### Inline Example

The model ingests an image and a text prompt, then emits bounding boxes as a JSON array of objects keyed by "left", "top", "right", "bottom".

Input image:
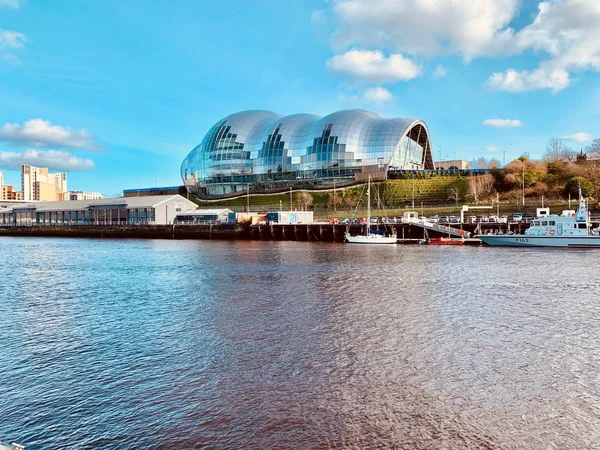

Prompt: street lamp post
[
  {"left": 522, "top": 164, "right": 525, "bottom": 207},
  {"left": 333, "top": 178, "right": 336, "bottom": 212},
  {"left": 289, "top": 186, "right": 293, "bottom": 211},
  {"left": 412, "top": 172, "right": 415, "bottom": 209},
  {"left": 247, "top": 183, "right": 250, "bottom": 213}
]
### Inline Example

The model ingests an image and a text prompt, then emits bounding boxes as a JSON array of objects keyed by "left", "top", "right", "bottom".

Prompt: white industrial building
[
  {"left": 0, "top": 195, "right": 198, "bottom": 226},
  {"left": 66, "top": 191, "right": 103, "bottom": 201},
  {"left": 174, "top": 208, "right": 234, "bottom": 223}
]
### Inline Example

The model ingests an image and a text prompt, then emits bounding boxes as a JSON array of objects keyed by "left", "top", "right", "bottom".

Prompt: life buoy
[{"left": 549, "top": 229, "right": 555, "bottom": 235}]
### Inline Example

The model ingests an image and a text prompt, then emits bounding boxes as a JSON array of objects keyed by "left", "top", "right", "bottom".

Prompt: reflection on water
[{"left": 1, "top": 237, "right": 599, "bottom": 449}]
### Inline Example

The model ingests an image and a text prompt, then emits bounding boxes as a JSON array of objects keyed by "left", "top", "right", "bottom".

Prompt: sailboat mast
[{"left": 367, "top": 176, "right": 371, "bottom": 235}]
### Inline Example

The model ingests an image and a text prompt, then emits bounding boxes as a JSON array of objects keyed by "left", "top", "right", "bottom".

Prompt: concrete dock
[{"left": 0, "top": 222, "right": 520, "bottom": 243}]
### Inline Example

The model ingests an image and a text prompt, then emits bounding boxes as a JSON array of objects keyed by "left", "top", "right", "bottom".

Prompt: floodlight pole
[
  {"left": 333, "top": 178, "right": 336, "bottom": 212},
  {"left": 522, "top": 164, "right": 525, "bottom": 207},
  {"left": 412, "top": 172, "right": 415, "bottom": 209}
]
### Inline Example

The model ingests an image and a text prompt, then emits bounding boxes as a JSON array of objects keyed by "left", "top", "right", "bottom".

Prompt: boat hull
[
  {"left": 478, "top": 235, "right": 600, "bottom": 248},
  {"left": 345, "top": 234, "right": 397, "bottom": 244},
  {"left": 428, "top": 237, "right": 464, "bottom": 245}
]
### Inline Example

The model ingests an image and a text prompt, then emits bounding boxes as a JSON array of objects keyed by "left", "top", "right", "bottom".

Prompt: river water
[{"left": 0, "top": 237, "right": 599, "bottom": 449}]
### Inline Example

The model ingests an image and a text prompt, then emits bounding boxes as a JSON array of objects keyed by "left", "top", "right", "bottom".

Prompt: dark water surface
[{"left": 1, "top": 237, "right": 599, "bottom": 449}]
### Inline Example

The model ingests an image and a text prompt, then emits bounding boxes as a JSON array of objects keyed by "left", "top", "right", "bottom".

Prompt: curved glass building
[{"left": 181, "top": 109, "right": 434, "bottom": 199}]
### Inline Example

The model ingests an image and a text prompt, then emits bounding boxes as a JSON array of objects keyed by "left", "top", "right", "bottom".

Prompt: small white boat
[
  {"left": 0, "top": 442, "right": 25, "bottom": 450},
  {"left": 478, "top": 190, "right": 600, "bottom": 248},
  {"left": 345, "top": 176, "right": 397, "bottom": 244}
]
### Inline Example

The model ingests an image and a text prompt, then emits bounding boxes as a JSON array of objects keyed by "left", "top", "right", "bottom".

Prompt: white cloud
[
  {"left": 331, "top": 0, "right": 519, "bottom": 60},
  {"left": 564, "top": 132, "right": 591, "bottom": 142},
  {"left": 483, "top": 118, "right": 523, "bottom": 128},
  {"left": 0, "top": 30, "right": 27, "bottom": 48},
  {"left": 327, "top": 49, "right": 420, "bottom": 83},
  {"left": 432, "top": 65, "right": 447, "bottom": 78},
  {"left": 338, "top": 86, "right": 395, "bottom": 104},
  {"left": 1, "top": 53, "right": 21, "bottom": 65},
  {"left": 486, "top": 67, "right": 570, "bottom": 93},
  {"left": 362, "top": 86, "right": 394, "bottom": 103},
  {"left": 311, "top": 9, "right": 326, "bottom": 25},
  {"left": 0, "top": 0, "right": 22, "bottom": 8},
  {"left": 329, "top": 0, "right": 600, "bottom": 93},
  {"left": 0, "top": 119, "right": 101, "bottom": 151},
  {"left": 0, "top": 149, "right": 95, "bottom": 171},
  {"left": 484, "top": 145, "right": 498, "bottom": 152}
]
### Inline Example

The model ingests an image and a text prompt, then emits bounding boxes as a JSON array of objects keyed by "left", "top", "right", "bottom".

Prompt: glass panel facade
[{"left": 181, "top": 109, "right": 434, "bottom": 199}]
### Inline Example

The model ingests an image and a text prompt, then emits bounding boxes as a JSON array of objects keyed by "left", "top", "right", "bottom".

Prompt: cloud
[
  {"left": 483, "top": 118, "right": 523, "bottom": 128},
  {"left": 484, "top": 145, "right": 498, "bottom": 152},
  {"left": 0, "top": 30, "right": 26, "bottom": 48},
  {"left": 338, "top": 86, "right": 395, "bottom": 104},
  {"left": 0, "top": 119, "right": 102, "bottom": 151},
  {"left": 331, "top": 0, "right": 519, "bottom": 60},
  {"left": 327, "top": 49, "right": 420, "bottom": 83},
  {"left": 564, "top": 132, "right": 591, "bottom": 142},
  {"left": 0, "top": 149, "right": 95, "bottom": 171},
  {"left": 362, "top": 86, "right": 394, "bottom": 103},
  {"left": 328, "top": 0, "right": 600, "bottom": 93},
  {"left": 432, "top": 65, "right": 447, "bottom": 78},
  {"left": 486, "top": 67, "right": 570, "bottom": 93},
  {"left": 0, "top": 0, "right": 22, "bottom": 8},
  {"left": 311, "top": 9, "right": 326, "bottom": 25},
  {"left": 1, "top": 53, "right": 21, "bottom": 65}
]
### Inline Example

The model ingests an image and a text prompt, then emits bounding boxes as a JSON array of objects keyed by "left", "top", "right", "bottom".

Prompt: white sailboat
[{"left": 345, "top": 176, "right": 397, "bottom": 244}]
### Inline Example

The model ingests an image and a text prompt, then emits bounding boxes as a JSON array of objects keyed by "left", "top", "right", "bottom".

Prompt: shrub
[{"left": 563, "top": 176, "right": 595, "bottom": 198}]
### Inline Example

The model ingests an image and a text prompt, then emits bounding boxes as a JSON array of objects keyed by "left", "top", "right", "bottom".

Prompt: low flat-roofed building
[
  {"left": 123, "top": 186, "right": 181, "bottom": 197},
  {"left": 0, "top": 194, "right": 198, "bottom": 226},
  {"left": 174, "top": 208, "right": 234, "bottom": 224},
  {"left": 267, "top": 211, "right": 314, "bottom": 224},
  {"left": 435, "top": 159, "right": 471, "bottom": 170},
  {"left": 66, "top": 191, "right": 103, "bottom": 201}
]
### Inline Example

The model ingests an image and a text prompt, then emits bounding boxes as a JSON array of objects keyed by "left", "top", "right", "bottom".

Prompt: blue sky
[{"left": 1, "top": 0, "right": 599, "bottom": 196}]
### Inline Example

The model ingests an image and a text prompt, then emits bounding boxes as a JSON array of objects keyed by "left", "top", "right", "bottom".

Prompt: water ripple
[{"left": 0, "top": 238, "right": 599, "bottom": 449}]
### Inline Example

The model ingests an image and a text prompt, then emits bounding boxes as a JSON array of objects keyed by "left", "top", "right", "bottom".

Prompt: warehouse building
[
  {"left": 173, "top": 208, "right": 235, "bottom": 224},
  {"left": 0, "top": 194, "right": 197, "bottom": 226}
]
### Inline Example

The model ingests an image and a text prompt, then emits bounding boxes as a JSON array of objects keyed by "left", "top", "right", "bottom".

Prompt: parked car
[
  {"left": 498, "top": 215, "right": 508, "bottom": 223},
  {"left": 512, "top": 212, "right": 523, "bottom": 222},
  {"left": 488, "top": 215, "right": 498, "bottom": 223},
  {"left": 428, "top": 215, "right": 439, "bottom": 223}
]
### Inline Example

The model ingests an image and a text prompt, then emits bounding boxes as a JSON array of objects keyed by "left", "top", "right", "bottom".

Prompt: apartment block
[
  {"left": 21, "top": 165, "right": 67, "bottom": 201},
  {"left": 1, "top": 185, "right": 23, "bottom": 200}
]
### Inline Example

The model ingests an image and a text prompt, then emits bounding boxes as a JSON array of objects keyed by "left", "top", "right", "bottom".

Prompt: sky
[{"left": 1, "top": 0, "right": 599, "bottom": 197}]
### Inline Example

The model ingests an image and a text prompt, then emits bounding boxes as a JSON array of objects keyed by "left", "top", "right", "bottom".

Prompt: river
[{"left": 0, "top": 237, "right": 599, "bottom": 449}]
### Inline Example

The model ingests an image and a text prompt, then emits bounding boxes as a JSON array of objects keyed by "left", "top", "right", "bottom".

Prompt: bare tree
[
  {"left": 343, "top": 197, "right": 357, "bottom": 210},
  {"left": 297, "top": 191, "right": 314, "bottom": 211},
  {"left": 480, "top": 172, "right": 495, "bottom": 194},
  {"left": 585, "top": 138, "right": 600, "bottom": 160},
  {"left": 447, "top": 187, "right": 461, "bottom": 206},
  {"left": 488, "top": 158, "right": 501, "bottom": 169},
  {"left": 544, "top": 137, "right": 572, "bottom": 162},
  {"left": 467, "top": 175, "right": 482, "bottom": 204},
  {"left": 476, "top": 157, "right": 488, "bottom": 169}
]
